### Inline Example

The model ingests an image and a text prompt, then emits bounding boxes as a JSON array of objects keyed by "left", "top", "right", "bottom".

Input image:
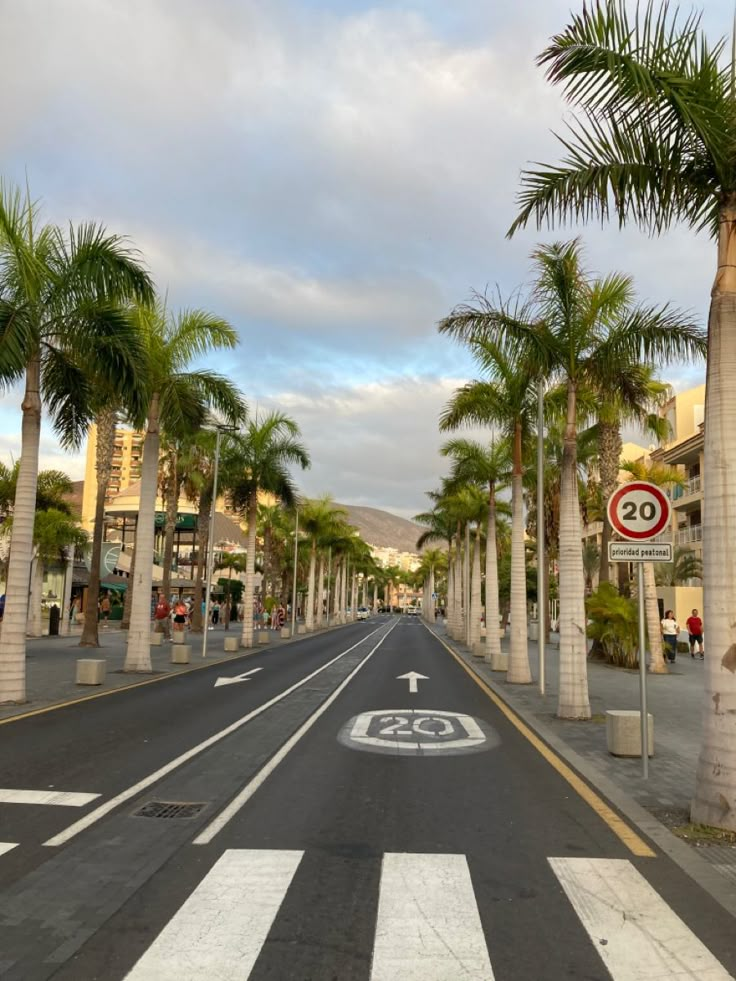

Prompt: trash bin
[
  {"left": 528, "top": 619, "right": 539, "bottom": 641},
  {"left": 49, "top": 604, "right": 61, "bottom": 636}
]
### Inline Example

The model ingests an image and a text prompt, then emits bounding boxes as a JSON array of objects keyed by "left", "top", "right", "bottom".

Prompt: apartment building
[{"left": 80, "top": 425, "right": 144, "bottom": 534}]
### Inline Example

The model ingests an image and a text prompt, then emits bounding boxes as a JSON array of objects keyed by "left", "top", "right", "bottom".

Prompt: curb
[{"left": 429, "top": 623, "right": 736, "bottom": 919}]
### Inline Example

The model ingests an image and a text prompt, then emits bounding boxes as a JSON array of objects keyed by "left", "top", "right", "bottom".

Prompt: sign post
[{"left": 607, "top": 482, "right": 672, "bottom": 779}]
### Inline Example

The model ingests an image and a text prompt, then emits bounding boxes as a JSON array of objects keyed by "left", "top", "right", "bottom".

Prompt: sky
[{"left": 0, "top": 0, "right": 727, "bottom": 518}]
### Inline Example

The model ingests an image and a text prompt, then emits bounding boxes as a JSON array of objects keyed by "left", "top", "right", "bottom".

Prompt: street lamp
[
  {"left": 537, "top": 379, "right": 546, "bottom": 695},
  {"left": 202, "top": 424, "right": 237, "bottom": 659}
]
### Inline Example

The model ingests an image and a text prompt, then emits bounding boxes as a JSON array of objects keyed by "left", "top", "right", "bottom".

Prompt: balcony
[
  {"left": 672, "top": 475, "right": 701, "bottom": 501},
  {"left": 677, "top": 524, "right": 703, "bottom": 545}
]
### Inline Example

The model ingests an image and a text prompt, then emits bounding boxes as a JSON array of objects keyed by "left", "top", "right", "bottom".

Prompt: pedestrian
[
  {"left": 271, "top": 605, "right": 279, "bottom": 630},
  {"left": 154, "top": 591, "right": 171, "bottom": 638},
  {"left": 0, "top": 593, "right": 5, "bottom": 621},
  {"left": 661, "top": 609, "right": 680, "bottom": 663},
  {"left": 99, "top": 593, "right": 111, "bottom": 627},
  {"left": 173, "top": 598, "right": 188, "bottom": 630},
  {"left": 277, "top": 603, "right": 286, "bottom": 629},
  {"left": 686, "top": 608, "right": 705, "bottom": 659},
  {"left": 211, "top": 600, "right": 220, "bottom": 626},
  {"left": 70, "top": 596, "right": 81, "bottom": 626}
]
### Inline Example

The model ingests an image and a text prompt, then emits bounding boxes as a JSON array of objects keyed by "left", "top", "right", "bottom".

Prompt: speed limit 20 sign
[{"left": 607, "top": 481, "right": 671, "bottom": 541}]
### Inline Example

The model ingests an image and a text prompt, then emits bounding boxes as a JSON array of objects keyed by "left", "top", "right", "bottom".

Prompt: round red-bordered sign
[{"left": 607, "top": 482, "right": 671, "bottom": 541}]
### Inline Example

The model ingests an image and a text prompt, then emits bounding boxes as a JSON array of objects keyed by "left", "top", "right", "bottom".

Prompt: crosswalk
[{"left": 123, "top": 849, "right": 734, "bottom": 980}]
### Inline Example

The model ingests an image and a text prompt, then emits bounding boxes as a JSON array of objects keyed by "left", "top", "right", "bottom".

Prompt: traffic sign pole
[
  {"left": 606, "top": 480, "right": 670, "bottom": 780},
  {"left": 637, "top": 562, "right": 649, "bottom": 779}
]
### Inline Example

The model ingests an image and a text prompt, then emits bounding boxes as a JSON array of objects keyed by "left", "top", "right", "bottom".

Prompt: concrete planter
[
  {"left": 471, "top": 641, "right": 486, "bottom": 658},
  {"left": 170, "top": 644, "right": 191, "bottom": 665},
  {"left": 280, "top": 627, "right": 291, "bottom": 639},
  {"left": 490, "top": 652, "right": 509, "bottom": 672},
  {"left": 223, "top": 636, "right": 239, "bottom": 652},
  {"left": 257, "top": 631, "right": 270, "bottom": 644},
  {"left": 172, "top": 629, "right": 187, "bottom": 646},
  {"left": 76, "top": 659, "right": 106, "bottom": 685},
  {"left": 606, "top": 710, "right": 654, "bottom": 757}
]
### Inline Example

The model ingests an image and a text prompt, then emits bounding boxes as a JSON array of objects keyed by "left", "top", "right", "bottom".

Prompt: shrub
[{"left": 586, "top": 582, "right": 639, "bottom": 668}]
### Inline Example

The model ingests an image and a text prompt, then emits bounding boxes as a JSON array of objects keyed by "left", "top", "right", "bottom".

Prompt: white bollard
[
  {"left": 170, "top": 644, "right": 191, "bottom": 665},
  {"left": 76, "top": 659, "right": 106, "bottom": 685}
]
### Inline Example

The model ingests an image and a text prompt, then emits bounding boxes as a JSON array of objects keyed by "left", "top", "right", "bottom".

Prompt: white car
[{"left": 357, "top": 607, "right": 369, "bottom": 620}]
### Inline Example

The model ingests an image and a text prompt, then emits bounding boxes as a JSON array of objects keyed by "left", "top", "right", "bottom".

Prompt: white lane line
[
  {"left": 0, "top": 789, "right": 100, "bottom": 807},
  {"left": 549, "top": 857, "right": 733, "bottom": 980},
  {"left": 0, "top": 842, "right": 19, "bottom": 857},
  {"left": 194, "top": 617, "right": 400, "bottom": 844},
  {"left": 370, "top": 852, "right": 494, "bottom": 980},
  {"left": 124, "top": 848, "right": 303, "bottom": 980},
  {"left": 44, "top": 622, "right": 391, "bottom": 847}
]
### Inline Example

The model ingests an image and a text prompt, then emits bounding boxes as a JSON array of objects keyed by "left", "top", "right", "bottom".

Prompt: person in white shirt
[{"left": 661, "top": 609, "right": 679, "bottom": 663}]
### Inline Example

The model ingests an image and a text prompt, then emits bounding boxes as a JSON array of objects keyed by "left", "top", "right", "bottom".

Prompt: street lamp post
[{"left": 537, "top": 379, "right": 546, "bottom": 696}]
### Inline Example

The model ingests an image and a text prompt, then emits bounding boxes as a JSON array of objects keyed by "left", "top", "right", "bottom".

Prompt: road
[{"left": 0, "top": 614, "right": 734, "bottom": 979}]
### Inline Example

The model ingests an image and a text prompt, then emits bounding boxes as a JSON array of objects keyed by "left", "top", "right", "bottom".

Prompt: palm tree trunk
[
  {"left": 446, "top": 558, "right": 454, "bottom": 634},
  {"left": 0, "top": 358, "right": 42, "bottom": 702},
  {"left": 692, "top": 203, "right": 736, "bottom": 829},
  {"left": 486, "top": 489, "right": 503, "bottom": 669},
  {"left": 598, "top": 420, "right": 622, "bottom": 585},
  {"left": 469, "top": 526, "right": 482, "bottom": 651},
  {"left": 27, "top": 553, "right": 43, "bottom": 637},
  {"left": 124, "top": 397, "right": 161, "bottom": 672},
  {"left": 333, "top": 560, "right": 341, "bottom": 622},
  {"left": 190, "top": 496, "right": 210, "bottom": 633},
  {"left": 240, "top": 490, "right": 258, "bottom": 648},
  {"left": 642, "top": 561, "right": 666, "bottom": 674},
  {"left": 161, "top": 452, "right": 179, "bottom": 603},
  {"left": 316, "top": 553, "right": 325, "bottom": 628},
  {"left": 351, "top": 572, "right": 358, "bottom": 619},
  {"left": 306, "top": 542, "right": 317, "bottom": 631},
  {"left": 508, "top": 423, "right": 532, "bottom": 683},
  {"left": 120, "top": 537, "right": 136, "bottom": 629},
  {"left": 557, "top": 382, "right": 591, "bottom": 719},
  {"left": 80, "top": 407, "right": 117, "bottom": 647}
]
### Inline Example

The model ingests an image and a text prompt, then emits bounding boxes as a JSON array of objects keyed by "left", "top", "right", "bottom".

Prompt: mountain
[{"left": 337, "top": 503, "right": 424, "bottom": 554}]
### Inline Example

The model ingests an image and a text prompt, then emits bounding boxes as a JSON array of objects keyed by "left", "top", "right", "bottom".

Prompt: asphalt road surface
[{"left": 1, "top": 614, "right": 734, "bottom": 980}]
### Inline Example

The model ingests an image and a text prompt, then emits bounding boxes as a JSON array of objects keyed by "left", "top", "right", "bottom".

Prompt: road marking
[
  {"left": 124, "top": 849, "right": 303, "bottom": 979},
  {"left": 213, "top": 666, "right": 263, "bottom": 687},
  {"left": 430, "top": 625, "right": 655, "bottom": 858},
  {"left": 342, "top": 709, "right": 494, "bottom": 756},
  {"left": 0, "top": 789, "right": 100, "bottom": 807},
  {"left": 370, "top": 852, "right": 494, "bottom": 980},
  {"left": 549, "top": 857, "right": 733, "bottom": 980},
  {"left": 396, "top": 670, "right": 428, "bottom": 693},
  {"left": 193, "top": 618, "right": 400, "bottom": 844},
  {"left": 0, "top": 842, "right": 18, "bottom": 857},
  {"left": 44, "top": 621, "right": 392, "bottom": 847}
]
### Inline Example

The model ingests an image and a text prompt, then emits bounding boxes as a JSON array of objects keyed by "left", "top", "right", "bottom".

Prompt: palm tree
[
  {"left": 440, "top": 437, "right": 511, "bottom": 668},
  {"left": 436, "top": 351, "right": 537, "bottom": 684},
  {"left": 0, "top": 183, "right": 153, "bottom": 701},
  {"left": 27, "top": 509, "right": 87, "bottom": 637},
  {"left": 442, "top": 242, "right": 701, "bottom": 716},
  {"left": 509, "top": 0, "right": 735, "bottom": 827},
  {"left": 300, "top": 497, "right": 345, "bottom": 631},
  {"left": 123, "top": 304, "right": 245, "bottom": 672},
  {"left": 415, "top": 501, "right": 455, "bottom": 622},
  {"left": 655, "top": 546, "right": 703, "bottom": 587},
  {"left": 229, "top": 412, "right": 310, "bottom": 648}
]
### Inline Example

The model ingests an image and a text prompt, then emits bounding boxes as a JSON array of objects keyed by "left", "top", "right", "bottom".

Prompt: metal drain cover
[{"left": 133, "top": 801, "right": 206, "bottom": 819}]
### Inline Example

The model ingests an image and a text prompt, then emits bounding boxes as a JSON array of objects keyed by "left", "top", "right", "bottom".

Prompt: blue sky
[{"left": 0, "top": 0, "right": 723, "bottom": 516}]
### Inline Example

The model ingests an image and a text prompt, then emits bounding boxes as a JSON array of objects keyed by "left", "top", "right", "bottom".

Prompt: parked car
[
  {"left": 405, "top": 606, "right": 420, "bottom": 616},
  {"left": 357, "top": 607, "right": 369, "bottom": 620}
]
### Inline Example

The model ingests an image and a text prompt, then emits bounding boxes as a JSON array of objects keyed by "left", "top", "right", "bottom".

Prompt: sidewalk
[
  {"left": 433, "top": 622, "right": 736, "bottom": 913},
  {"left": 0, "top": 621, "right": 336, "bottom": 723}
]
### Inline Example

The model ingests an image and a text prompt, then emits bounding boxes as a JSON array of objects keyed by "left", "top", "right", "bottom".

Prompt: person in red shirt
[
  {"left": 686, "top": 608, "right": 704, "bottom": 659},
  {"left": 154, "top": 591, "right": 171, "bottom": 640}
]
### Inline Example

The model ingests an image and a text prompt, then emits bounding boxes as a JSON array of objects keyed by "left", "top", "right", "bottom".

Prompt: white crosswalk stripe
[
  {"left": 0, "top": 788, "right": 100, "bottom": 806},
  {"left": 371, "top": 852, "right": 494, "bottom": 980},
  {"left": 124, "top": 849, "right": 303, "bottom": 980},
  {"left": 549, "top": 856, "right": 733, "bottom": 980},
  {"left": 0, "top": 842, "right": 18, "bottom": 858},
  {"left": 123, "top": 850, "right": 734, "bottom": 980}
]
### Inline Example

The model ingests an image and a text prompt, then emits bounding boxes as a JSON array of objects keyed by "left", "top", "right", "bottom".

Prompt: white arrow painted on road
[
  {"left": 214, "top": 667, "right": 263, "bottom": 688},
  {"left": 396, "top": 671, "right": 429, "bottom": 694}
]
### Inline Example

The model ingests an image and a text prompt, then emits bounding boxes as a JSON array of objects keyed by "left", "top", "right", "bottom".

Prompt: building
[{"left": 81, "top": 425, "right": 144, "bottom": 535}]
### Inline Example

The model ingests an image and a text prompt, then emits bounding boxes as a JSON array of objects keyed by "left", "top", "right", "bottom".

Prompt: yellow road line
[
  {"left": 434, "top": 632, "right": 655, "bottom": 859},
  {"left": 0, "top": 646, "right": 260, "bottom": 726}
]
